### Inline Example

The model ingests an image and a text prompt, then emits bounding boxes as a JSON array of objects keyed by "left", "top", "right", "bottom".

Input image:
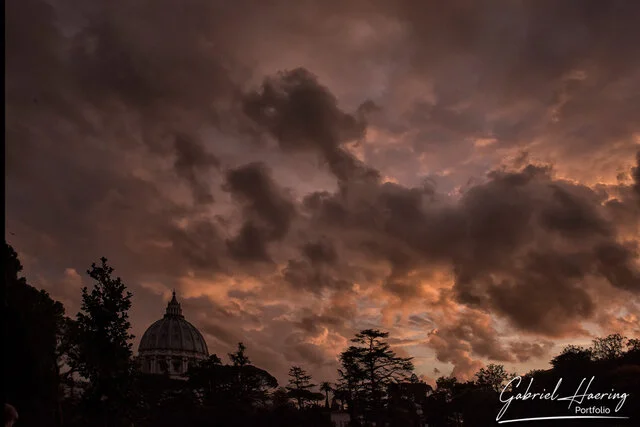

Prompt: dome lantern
[{"left": 165, "top": 290, "right": 184, "bottom": 318}]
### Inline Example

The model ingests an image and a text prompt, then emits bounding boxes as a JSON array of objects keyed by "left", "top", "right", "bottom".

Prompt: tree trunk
[{"left": 56, "top": 397, "right": 64, "bottom": 427}]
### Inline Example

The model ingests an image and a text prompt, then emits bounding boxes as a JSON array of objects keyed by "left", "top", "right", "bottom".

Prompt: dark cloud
[
  {"left": 173, "top": 134, "right": 220, "bottom": 203},
  {"left": 7, "top": 0, "right": 242, "bottom": 210},
  {"left": 294, "top": 299, "right": 358, "bottom": 340},
  {"left": 226, "top": 223, "right": 272, "bottom": 263},
  {"left": 509, "top": 341, "right": 555, "bottom": 363},
  {"left": 224, "top": 162, "right": 296, "bottom": 263},
  {"left": 393, "top": 0, "right": 640, "bottom": 92},
  {"left": 295, "top": 314, "right": 344, "bottom": 336},
  {"left": 632, "top": 151, "right": 640, "bottom": 199},
  {"left": 451, "top": 170, "right": 639, "bottom": 335},
  {"left": 300, "top": 162, "right": 640, "bottom": 337},
  {"left": 283, "top": 335, "right": 331, "bottom": 367},
  {"left": 201, "top": 321, "right": 238, "bottom": 347},
  {"left": 166, "top": 220, "right": 225, "bottom": 275},
  {"left": 302, "top": 240, "right": 338, "bottom": 266},
  {"left": 539, "top": 184, "right": 612, "bottom": 238},
  {"left": 357, "top": 0, "right": 640, "bottom": 191},
  {"left": 595, "top": 241, "right": 640, "bottom": 292},
  {"left": 6, "top": 0, "right": 640, "bottom": 385},
  {"left": 66, "top": 0, "right": 243, "bottom": 109},
  {"left": 5, "top": 135, "right": 224, "bottom": 282},
  {"left": 430, "top": 311, "right": 512, "bottom": 363},
  {"left": 428, "top": 313, "right": 555, "bottom": 374},
  {"left": 242, "top": 68, "right": 379, "bottom": 182},
  {"left": 282, "top": 259, "right": 353, "bottom": 294},
  {"left": 482, "top": 253, "right": 595, "bottom": 336},
  {"left": 427, "top": 327, "right": 484, "bottom": 381},
  {"left": 225, "top": 162, "right": 296, "bottom": 239}
]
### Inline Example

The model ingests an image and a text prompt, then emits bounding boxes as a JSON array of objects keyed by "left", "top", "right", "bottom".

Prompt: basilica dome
[{"left": 138, "top": 291, "right": 208, "bottom": 378}]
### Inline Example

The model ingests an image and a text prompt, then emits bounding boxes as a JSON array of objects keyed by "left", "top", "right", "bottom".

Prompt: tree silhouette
[
  {"left": 187, "top": 354, "right": 225, "bottom": 406},
  {"left": 592, "top": 333, "right": 627, "bottom": 360},
  {"left": 271, "top": 387, "right": 292, "bottom": 409},
  {"left": 550, "top": 344, "right": 593, "bottom": 371},
  {"left": 223, "top": 342, "right": 278, "bottom": 408},
  {"left": 6, "top": 243, "right": 639, "bottom": 427},
  {"left": 229, "top": 342, "right": 251, "bottom": 367},
  {"left": 4, "top": 242, "right": 66, "bottom": 427},
  {"left": 425, "top": 376, "right": 459, "bottom": 426},
  {"left": 228, "top": 342, "right": 251, "bottom": 404},
  {"left": 237, "top": 364, "right": 279, "bottom": 407},
  {"left": 339, "top": 329, "right": 414, "bottom": 425},
  {"left": 69, "top": 257, "right": 135, "bottom": 427},
  {"left": 474, "top": 364, "right": 514, "bottom": 393},
  {"left": 57, "top": 316, "right": 81, "bottom": 382},
  {"left": 332, "top": 386, "right": 349, "bottom": 411},
  {"left": 319, "top": 382, "right": 332, "bottom": 408},
  {"left": 286, "top": 366, "right": 315, "bottom": 409},
  {"left": 626, "top": 338, "right": 640, "bottom": 364},
  {"left": 337, "top": 345, "right": 365, "bottom": 420}
]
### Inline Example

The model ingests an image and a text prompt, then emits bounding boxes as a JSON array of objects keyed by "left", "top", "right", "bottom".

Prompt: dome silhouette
[{"left": 137, "top": 291, "right": 208, "bottom": 378}]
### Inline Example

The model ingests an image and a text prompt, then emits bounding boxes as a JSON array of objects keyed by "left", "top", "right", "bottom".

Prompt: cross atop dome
[{"left": 165, "top": 290, "right": 184, "bottom": 318}]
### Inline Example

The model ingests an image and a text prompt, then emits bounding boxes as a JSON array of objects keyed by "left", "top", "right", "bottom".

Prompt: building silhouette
[{"left": 137, "top": 291, "right": 208, "bottom": 378}]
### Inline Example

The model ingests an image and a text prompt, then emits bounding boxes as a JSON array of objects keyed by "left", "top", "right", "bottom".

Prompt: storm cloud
[{"left": 6, "top": 0, "right": 640, "bottom": 382}]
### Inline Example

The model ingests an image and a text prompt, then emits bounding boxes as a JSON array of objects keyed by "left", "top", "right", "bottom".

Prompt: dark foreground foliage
[{"left": 4, "top": 242, "right": 639, "bottom": 426}]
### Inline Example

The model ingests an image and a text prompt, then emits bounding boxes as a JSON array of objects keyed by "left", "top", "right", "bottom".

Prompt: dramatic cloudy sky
[{"left": 6, "top": 0, "right": 640, "bottom": 385}]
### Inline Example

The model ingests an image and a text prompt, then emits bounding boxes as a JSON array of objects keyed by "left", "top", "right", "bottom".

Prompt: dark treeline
[{"left": 3, "top": 242, "right": 639, "bottom": 427}]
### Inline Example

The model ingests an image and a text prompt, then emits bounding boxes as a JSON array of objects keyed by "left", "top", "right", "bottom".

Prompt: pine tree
[
  {"left": 70, "top": 257, "right": 134, "bottom": 426},
  {"left": 339, "top": 329, "right": 414, "bottom": 423},
  {"left": 286, "top": 366, "right": 315, "bottom": 409},
  {"left": 229, "top": 342, "right": 251, "bottom": 367},
  {"left": 226, "top": 342, "right": 278, "bottom": 407}
]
